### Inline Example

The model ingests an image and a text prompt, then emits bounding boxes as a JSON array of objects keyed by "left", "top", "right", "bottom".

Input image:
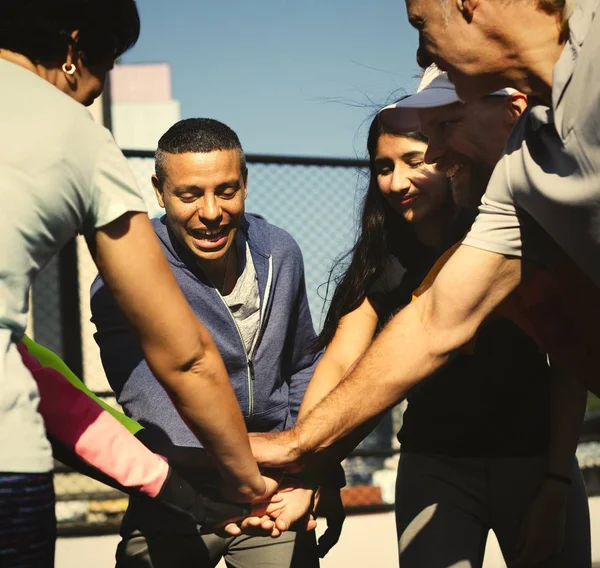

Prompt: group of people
[{"left": 1, "top": 0, "right": 600, "bottom": 566}]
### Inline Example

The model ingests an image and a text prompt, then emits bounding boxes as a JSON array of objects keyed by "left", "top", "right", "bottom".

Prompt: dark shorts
[{"left": 0, "top": 472, "right": 56, "bottom": 568}]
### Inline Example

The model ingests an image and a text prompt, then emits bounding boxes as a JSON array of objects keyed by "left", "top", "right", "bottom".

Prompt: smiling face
[
  {"left": 152, "top": 149, "right": 247, "bottom": 273},
  {"left": 374, "top": 133, "right": 450, "bottom": 224},
  {"left": 417, "top": 97, "right": 514, "bottom": 207},
  {"left": 406, "top": 0, "right": 512, "bottom": 101}
]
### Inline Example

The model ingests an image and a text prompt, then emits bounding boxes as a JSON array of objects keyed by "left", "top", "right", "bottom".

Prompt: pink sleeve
[{"left": 18, "top": 343, "right": 169, "bottom": 498}]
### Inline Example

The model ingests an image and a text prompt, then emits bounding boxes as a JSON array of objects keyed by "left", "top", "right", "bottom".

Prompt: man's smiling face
[
  {"left": 418, "top": 98, "right": 512, "bottom": 208},
  {"left": 152, "top": 149, "right": 247, "bottom": 271}
]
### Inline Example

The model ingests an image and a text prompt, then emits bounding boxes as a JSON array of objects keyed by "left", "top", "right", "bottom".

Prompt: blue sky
[{"left": 122, "top": 0, "right": 422, "bottom": 158}]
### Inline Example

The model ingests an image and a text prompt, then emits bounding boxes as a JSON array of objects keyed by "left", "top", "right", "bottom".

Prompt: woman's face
[{"left": 374, "top": 133, "right": 449, "bottom": 224}]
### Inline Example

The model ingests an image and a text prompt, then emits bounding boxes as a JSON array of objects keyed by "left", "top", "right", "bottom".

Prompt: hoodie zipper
[{"left": 216, "top": 255, "right": 273, "bottom": 418}]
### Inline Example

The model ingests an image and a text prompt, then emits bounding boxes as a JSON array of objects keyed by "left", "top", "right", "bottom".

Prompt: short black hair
[
  {"left": 0, "top": 0, "right": 140, "bottom": 66},
  {"left": 155, "top": 118, "right": 248, "bottom": 184}
]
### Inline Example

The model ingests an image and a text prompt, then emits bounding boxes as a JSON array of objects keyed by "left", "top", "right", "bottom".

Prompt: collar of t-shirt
[
  {"left": 552, "top": 0, "right": 599, "bottom": 123},
  {"left": 221, "top": 235, "right": 260, "bottom": 356}
]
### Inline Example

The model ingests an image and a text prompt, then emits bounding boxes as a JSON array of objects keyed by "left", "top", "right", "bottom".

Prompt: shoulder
[
  {"left": 44, "top": 99, "right": 123, "bottom": 189},
  {"left": 245, "top": 213, "right": 303, "bottom": 259},
  {"left": 2, "top": 61, "right": 113, "bottom": 174},
  {"left": 35, "top": 83, "right": 111, "bottom": 159}
]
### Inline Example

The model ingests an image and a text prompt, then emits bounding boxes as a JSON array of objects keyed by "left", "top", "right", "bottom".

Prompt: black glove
[{"left": 154, "top": 466, "right": 251, "bottom": 529}]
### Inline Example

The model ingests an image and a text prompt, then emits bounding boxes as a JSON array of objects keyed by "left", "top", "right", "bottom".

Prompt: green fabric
[{"left": 21, "top": 335, "right": 143, "bottom": 435}]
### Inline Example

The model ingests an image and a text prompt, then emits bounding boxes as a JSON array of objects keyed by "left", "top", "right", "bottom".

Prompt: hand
[
  {"left": 249, "top": 429, "right": 302, "bottom": 470},
  {"left": 314, "top": 486, "right": 346, "bottom": 558},
  {"left": 513, "top": 480, "right": 568, "bottom": 567},
  {"left": 220, "top": 469, "right": 282, "bottom": 504},
  {"left": 262, "top": 484, "right": 316, "bottom": 536},
  {"left": 214, "top": 494, "right": 283, "bottom": 537},
  {"left": 222, "top": 483, "right": 317, "bottom": 538}
]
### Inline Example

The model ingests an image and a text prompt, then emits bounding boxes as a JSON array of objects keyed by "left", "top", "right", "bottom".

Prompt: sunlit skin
[
  {"left": 375, "top": 133, "right": 450, "bottom": 225},
  {"left": 405, "top": 0, "right": 565, "bottom": 103},
  {"left": 417, "top": 96, "right": 525, "bottom": 208},
  {"left": 152, "top": 149, "right": 247, "bottom": 288}
]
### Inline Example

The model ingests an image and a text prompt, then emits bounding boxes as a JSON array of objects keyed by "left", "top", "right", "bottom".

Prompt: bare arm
[
  {"left": 253, "top": 246, "right": 522, "bottom": 468},
  {"left": 298, "top": 298, "right": 379, "bottom": 418},
  {"left": 92, "top": 212, "right": 267, "bottom": 501}
]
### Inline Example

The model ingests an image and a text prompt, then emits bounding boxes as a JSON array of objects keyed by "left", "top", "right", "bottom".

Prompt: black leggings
[{"left": 0, "top": 472, "right": 56, "bottom": 568}]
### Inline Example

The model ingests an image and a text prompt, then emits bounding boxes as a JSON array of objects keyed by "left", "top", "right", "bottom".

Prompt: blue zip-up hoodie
[{"left": 90, "top": 213, "right": 321, "bottom": 453}]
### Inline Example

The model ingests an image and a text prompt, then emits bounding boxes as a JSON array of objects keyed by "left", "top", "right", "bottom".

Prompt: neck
[
  {"left": 493, "top": 8, "right": 566, "bottom": 104},
  {"left": 413, "top": 208, "right": 453, "bottom": 249},
  {"left": 199, "top": 245, "right": 240, "bottom": 295},
  {"left": 0, "top": 49, "right": 57, "bottom": 84}
]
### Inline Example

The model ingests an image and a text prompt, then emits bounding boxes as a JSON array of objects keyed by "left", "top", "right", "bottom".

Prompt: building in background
[
  {"left": 75, "top": 62, "right": 181, "bottom": 394},
  {"left": 110, "top": 62, "right": 181, "bottom": 151}
]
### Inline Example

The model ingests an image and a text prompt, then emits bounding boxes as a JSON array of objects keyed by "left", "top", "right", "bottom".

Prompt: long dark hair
[{"left": 313, "top": 116, "right": 432, "bottom": 351}]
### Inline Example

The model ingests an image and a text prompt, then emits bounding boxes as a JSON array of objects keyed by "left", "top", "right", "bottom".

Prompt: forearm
[
  {"left": 314, "top": 417, "right": 382, "bottom": 476},
  {"left": 298, "top": 356, "right": 347, "bottom": 420},
  {"left": 546, "top": 362, "right": 588, "bottom": 478},
  {"left": 299, "top": 299, "right": 378, "bottom": 420},
  {"left": 294, "top": 256, "right": 514, "bottom": 459},
  {"left": 148, "top": 331, "right": 266, "bottom": 500},
  {"left": 18, "top": 342, "right": 169, "bottom": 497},
  {"left": 294, "top": 297, "right": 454, "bottom": 457},
  {"left": 302, "top": 358, "right": 378, "bottom": 466}
]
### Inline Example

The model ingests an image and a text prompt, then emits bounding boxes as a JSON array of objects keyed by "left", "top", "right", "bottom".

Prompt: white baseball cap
[{"left": 378, "top": 64, "right": 516, "bottom": 132}]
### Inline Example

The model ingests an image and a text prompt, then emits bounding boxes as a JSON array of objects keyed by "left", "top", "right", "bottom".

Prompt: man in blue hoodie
[{"left": 90, "top": 118, "right": 323, "bottom": 567}]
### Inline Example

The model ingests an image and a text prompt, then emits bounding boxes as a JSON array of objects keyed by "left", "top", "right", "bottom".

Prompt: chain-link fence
[
  {"left": 31, "top": 151, "right": 600, "bottom": 535},
  {"left": 32, "top": 151, "right": 406, "bottom": 534}
]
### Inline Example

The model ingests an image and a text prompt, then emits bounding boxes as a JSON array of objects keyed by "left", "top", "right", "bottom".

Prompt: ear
[
  {"left": 507, "top": 92, "right": 528, "bottom": 122},
  {"left": 456, "top": 0, "right": 478, "bottom": 22},
  {"left": 60, "top": 30, "right": 81, "bottom": 85},
  {"left": 242, "top": 170, "right": 248, "bottom": 200},
  {"left": 65, "top": 30, "right": 80, "bottom": 68},
  {"left": 151, "top": 174, "right": 166, "bottom": 208}
]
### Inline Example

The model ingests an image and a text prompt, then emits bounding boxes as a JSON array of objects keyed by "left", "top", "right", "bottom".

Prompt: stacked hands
[
  {"left": 207, "top": 429, "right": 345, "bottom": 558},
  {"left": 211, "top": 430, "right": 569, "bottom": 566}
]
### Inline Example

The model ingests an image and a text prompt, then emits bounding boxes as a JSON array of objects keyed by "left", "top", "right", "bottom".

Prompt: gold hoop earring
[{"left": 62, "top": 63, "right": 76, "bottom": 76}]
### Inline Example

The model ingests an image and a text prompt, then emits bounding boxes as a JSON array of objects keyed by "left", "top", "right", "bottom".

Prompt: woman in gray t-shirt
[{"left": 0, "top": 2, "right": 269, "bottom": 564}]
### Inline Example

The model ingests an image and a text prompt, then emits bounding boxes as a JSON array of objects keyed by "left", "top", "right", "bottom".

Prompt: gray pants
[
  {"left": 395, "top": 454, "right": 591, "bottom": 568},
  {"left": 115, "top": 528, "right": 319, "bottom": 568}
]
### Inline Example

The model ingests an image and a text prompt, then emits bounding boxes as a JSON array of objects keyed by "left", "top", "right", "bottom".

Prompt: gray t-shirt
[
  {"left": 222, "top": 240, "right": 260, "bottom": 355},
  {"left": 0, "top": 59, "right": 147, "bottom": 472},
  {"left": 463, "top": 0, "right": 600, "bottom": 286}
]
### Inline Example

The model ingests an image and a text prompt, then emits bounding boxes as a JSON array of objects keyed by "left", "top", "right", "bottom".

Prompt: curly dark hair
[{"left": 0, "top": 0, "right": 140, "bottom": 66}]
